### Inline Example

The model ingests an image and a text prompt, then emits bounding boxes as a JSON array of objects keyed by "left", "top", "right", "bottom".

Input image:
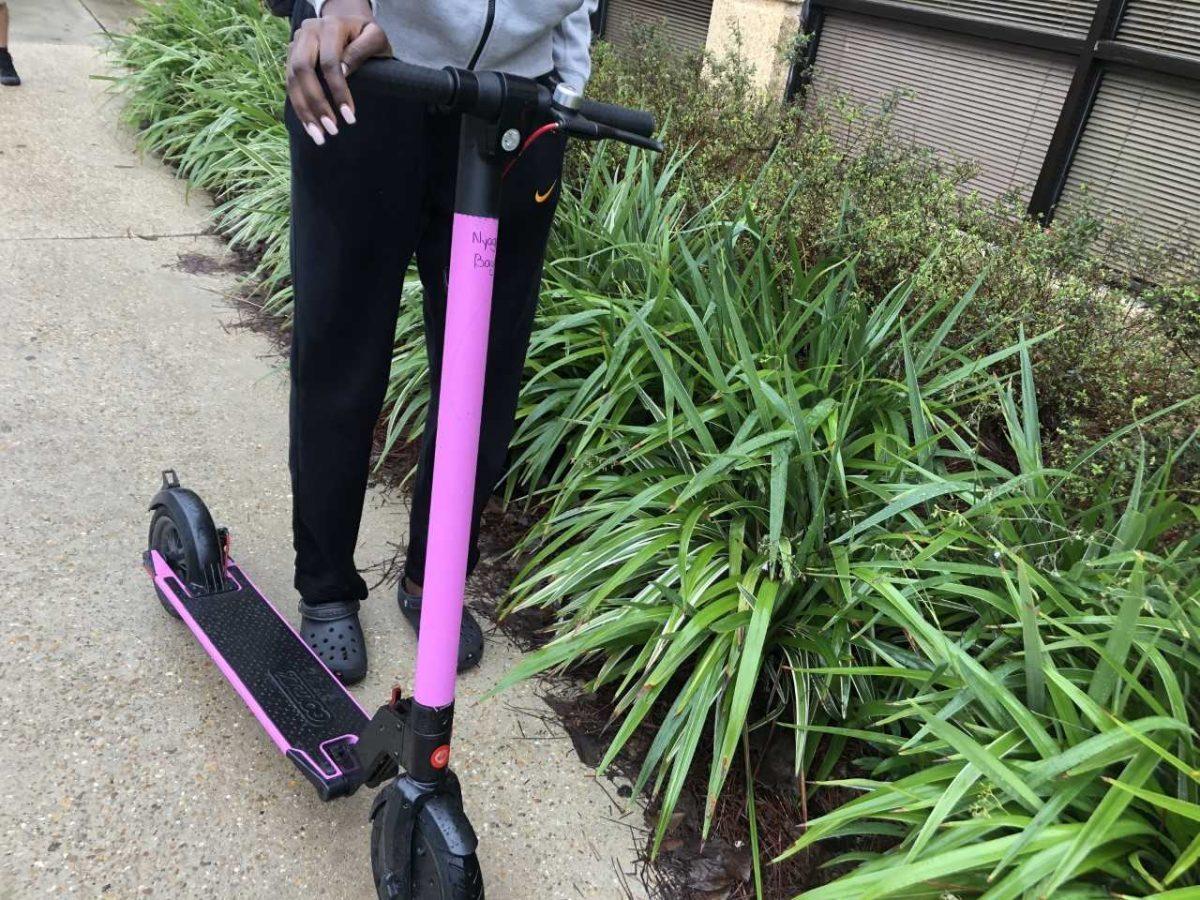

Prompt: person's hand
[{"left": 287, "top": 0, "right": 391, "bottom": 146}]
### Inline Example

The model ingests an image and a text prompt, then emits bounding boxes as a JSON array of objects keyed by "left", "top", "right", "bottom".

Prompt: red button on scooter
[{"left": 430, "top": 744, "right": 451, "bottom": 769}]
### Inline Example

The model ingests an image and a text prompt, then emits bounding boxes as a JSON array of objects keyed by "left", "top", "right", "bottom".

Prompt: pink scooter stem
[{"left": 411, "top": 211, "right": 499, "bottom": 709}]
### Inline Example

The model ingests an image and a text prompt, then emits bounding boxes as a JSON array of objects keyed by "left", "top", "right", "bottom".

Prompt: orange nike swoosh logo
[{"left": 534, "top": 180, "right": 557, "bottom": 204}]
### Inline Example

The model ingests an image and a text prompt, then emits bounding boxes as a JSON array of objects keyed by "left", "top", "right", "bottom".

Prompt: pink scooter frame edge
[{"left": 147, "top": 549, "right": 367, "bottom": 783}]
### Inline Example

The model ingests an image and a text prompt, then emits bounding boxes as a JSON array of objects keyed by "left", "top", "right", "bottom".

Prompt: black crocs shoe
[
  {"left": 299, "top": 599, "right": 368, "bottom": 685},
  {"left": 0, "top": 49, "right": 20, "bottom": 87},
  {"left": 398, "top": 581, "right": 484, "bottom": 672}
]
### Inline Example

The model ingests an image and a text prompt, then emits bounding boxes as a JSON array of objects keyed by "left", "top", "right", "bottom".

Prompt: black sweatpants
[{"left": 285, "top": 73, "right": 564, "bottom": 606}]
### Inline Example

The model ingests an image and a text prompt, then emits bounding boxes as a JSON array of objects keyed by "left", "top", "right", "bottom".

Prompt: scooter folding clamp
[{"left": 353, "top": 691, "right": 455, "bottom": 789}]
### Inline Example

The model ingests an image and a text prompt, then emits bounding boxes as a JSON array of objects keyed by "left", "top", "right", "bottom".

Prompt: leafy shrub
[
  {"left": 1142, "top": 282, "right": 1200, "bottom": 367},
  {"left": 111, "top": 7, "right": 1199, "bottom": 495},
  {"left": 587, "top": 31, "right": 1200, "bottom": 496}
]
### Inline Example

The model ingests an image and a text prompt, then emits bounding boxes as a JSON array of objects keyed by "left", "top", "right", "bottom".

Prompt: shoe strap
[{"left": 298, "top": 598, "right": 361, "bottom": 621}]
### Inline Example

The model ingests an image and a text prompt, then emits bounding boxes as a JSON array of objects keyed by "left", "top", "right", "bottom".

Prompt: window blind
[{"left": 811, "top": 12, "right": 1075, "bottom": 203}]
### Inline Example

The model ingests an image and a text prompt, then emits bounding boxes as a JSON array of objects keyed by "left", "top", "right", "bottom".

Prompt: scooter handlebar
[
  {"left": 353, "top": 58, "right": 457, "bottom": 107},
  {"left": 353, "top": 58, "right": 658, "bottom": 146},
  {"left": 576, "top": 98, "right": 656, "bottom": 139}
]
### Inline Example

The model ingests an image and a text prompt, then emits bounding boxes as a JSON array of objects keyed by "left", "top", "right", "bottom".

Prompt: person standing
[{"left": 283, "top": 0, "right": 596, "bottom": 683}]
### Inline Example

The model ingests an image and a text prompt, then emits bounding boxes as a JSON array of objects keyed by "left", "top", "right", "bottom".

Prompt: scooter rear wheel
[
  {"left": 371, "top": 793, "right": 484, "bottom": 900},
  {"left": 148, "top": 489, "right": 225, "bottom": 615}
]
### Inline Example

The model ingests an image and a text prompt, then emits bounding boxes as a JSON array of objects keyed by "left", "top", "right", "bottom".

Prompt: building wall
[{"left": 705, "top": 0, "right": 804, "bottom": 94}]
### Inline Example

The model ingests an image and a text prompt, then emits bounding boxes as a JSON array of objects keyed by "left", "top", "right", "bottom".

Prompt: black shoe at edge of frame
[{"left": 0, "top": 49, "right": 20, "bottom": 87}]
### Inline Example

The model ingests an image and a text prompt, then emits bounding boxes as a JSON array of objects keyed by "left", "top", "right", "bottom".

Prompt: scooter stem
[{"left": 412, "top": 117, "right": 503, "bottom": 710}]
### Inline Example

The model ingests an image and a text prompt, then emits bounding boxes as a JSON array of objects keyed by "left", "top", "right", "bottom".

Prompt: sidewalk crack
[
  {"left": 0, "top": 230, "right": 211, "bottom": 243},
  {"left": 76, "top": 0, "right": 109, "bottom": 34}
]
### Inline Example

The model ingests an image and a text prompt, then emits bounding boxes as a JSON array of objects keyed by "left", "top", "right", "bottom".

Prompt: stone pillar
[{"left": 705, "top": 0, "right": 805, "bottom": 95}]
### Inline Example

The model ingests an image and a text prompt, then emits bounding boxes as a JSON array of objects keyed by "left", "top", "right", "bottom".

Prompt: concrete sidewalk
[{"left": 0, "top": 3, "right": 642, "bottom": 897}]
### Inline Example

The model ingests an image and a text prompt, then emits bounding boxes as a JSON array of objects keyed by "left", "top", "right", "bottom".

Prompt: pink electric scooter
[{"left": 143, "top": 58, "right": 659, "bottom": 899}]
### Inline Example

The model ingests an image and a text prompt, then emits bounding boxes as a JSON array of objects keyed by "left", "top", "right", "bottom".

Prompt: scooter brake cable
[{"left": 502, "top": 122, "right": 562, "bottom": 179}]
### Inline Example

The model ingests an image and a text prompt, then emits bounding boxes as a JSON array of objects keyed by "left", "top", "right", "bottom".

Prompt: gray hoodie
[{"left": 313, "top": 0, "right": 597, "bottom": 90}]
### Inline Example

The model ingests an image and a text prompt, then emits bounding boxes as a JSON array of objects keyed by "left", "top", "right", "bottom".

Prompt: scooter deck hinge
[{"left": 353, "top": 692, "right": 454, "bottom": 789}]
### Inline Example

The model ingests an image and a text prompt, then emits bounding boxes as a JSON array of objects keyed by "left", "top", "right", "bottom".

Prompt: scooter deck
[{"left": 147, "top": 551, "right": 370, "bottom": 800}]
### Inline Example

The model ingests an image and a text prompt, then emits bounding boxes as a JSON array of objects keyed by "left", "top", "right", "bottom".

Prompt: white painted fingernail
[
  {"left": 340, "top": 104, "right": 356, "bottom": 125},
  {"left": 305, "top": 122, "right": 326, "bottom": 146},
  {"left": 321, "top": 115, "right": 339, "bottom": 136},
  {"left": 341, "top": 62, "right": 349, "bottom": 77}
]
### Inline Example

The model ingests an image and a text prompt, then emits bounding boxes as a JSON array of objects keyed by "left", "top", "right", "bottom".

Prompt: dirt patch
[
  {"left": 534, "top": 679, "right": 870, "bottom": 899},
  {"left": 170, "top": 249, "right": 255, "bottom": 277}
]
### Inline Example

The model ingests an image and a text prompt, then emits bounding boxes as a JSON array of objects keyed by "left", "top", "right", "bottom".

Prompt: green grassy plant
[
  {"left": 487, "top": 152, "right": 1200, "bottom": 894},
  {"left": 107, "top": 0, "right": 294, "bottom": 312}
]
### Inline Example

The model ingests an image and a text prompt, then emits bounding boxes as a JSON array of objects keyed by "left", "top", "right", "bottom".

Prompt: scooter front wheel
[{"left": 371, "top": 780, "right": 483, "bottom": 900}]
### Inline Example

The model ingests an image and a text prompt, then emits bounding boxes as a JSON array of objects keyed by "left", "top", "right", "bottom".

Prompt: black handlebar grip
[
  {"left": 577, "top": 98, "right": 656, "bottom": 138},
  {"left": 353, "top": 58, "right": 457, "bottom": 106}
]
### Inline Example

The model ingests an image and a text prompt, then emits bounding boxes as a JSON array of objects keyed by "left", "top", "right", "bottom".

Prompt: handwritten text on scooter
[{"left": 472, "top": 230, "right": 496, "bottom": 276}]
